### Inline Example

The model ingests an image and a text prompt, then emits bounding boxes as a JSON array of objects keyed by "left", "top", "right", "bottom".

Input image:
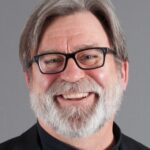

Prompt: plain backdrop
[{"left": 0, "top": 0, "right": 150, "bottom": 147}]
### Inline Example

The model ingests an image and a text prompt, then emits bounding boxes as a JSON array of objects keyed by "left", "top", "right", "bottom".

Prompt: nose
[{"left": 60, "top": 58, "right": 85, "bottom": 82}]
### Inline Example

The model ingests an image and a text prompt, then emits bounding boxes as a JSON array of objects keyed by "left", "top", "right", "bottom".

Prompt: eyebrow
[
  {"left": 74, "top": 43, "right": 100, "bottom": 50},
  {"left": 38, "top": 49, "right": 59, "bottom": 55}
]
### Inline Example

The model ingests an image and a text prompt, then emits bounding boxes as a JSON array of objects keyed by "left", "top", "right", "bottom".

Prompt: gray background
[{"left": 0, "top": 0, "right": 150, "bottom": 147}]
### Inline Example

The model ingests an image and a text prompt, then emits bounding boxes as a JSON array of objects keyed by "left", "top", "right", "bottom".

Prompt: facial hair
[{"left": 30, "top": 76, "right": 124, "bottom": 138}]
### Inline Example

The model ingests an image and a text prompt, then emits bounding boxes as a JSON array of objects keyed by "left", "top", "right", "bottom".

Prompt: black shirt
[
  {"left": 0, "top": 123, "right": 149, "bottom": 150},
  {"left": 37, "top": 122, "right": 148, "bottom": 150}
]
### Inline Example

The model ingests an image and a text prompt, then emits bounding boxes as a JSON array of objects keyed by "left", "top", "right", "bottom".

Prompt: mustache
[{"left": 46, "top": 77, "right": 103, "bottom": 97}]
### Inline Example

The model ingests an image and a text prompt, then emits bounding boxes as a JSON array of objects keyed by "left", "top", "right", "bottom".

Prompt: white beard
[{"left": 30, "top": 76, "right": 124, "bottom": 138}]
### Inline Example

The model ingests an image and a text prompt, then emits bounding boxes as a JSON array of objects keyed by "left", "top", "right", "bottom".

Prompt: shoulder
[
  {"left": 120, "top": 134, "right": 150, "bottom": 150},
  {"left": 0, "top": 124, "right": 41, "bottom": 150}
]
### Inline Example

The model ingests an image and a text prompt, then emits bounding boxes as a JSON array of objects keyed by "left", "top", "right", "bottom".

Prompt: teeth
[{"left": 62, "top": 93, "right": 89, "bottom": 99}]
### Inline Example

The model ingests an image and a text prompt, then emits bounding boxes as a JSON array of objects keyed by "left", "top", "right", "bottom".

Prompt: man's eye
[
  {"left": 77, "top": 53, "right": 101, "bottom": 66},
  {"left": 44, "top": 58, "right": 63, "bottom": 64},
  {"left": 80, "top": 55, "right": 98, "bottom": 61}
]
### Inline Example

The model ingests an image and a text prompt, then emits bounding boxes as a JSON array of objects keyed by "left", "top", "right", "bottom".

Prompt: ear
[
  {"left": 120, "top": 61, "right": 129, "bottom": 90},
  {"left": 24, "top": 71, "right": 31, "bottom": 89}
]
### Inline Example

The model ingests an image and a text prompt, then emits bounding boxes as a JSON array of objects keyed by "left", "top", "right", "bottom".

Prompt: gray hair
[{"left": 19, "top": 0, "right": 128, "bottom": 71}]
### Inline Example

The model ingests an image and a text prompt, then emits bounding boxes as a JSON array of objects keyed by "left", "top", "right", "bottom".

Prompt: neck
[{"left": 38, "top": 118, "right": 115, "bottom": 150}]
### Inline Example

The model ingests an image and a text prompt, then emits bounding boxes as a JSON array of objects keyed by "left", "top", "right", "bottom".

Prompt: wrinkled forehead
[{"left": 38, "top": 11, "right": 110, "bottom": 53}]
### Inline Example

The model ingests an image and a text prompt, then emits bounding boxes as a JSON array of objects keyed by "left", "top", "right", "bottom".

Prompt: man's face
[{"left": 27, "top": 11, "right": 128, "bottom": 137}]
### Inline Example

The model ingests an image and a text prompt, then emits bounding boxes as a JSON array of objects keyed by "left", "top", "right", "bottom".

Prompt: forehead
[{"left": 39, "top": 11, "right": 110, "bottom": 52}]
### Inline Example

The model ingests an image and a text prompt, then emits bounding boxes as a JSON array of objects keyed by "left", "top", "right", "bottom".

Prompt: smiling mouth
[
  {"left": 54, "top": 92, "right": 99, "bottom": 104},
  {"left": 61, "top": 92, "right": 90, "bottom": 101}
]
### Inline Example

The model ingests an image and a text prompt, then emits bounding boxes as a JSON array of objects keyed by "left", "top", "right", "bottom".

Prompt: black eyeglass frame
[{"left": 27, "top": 47, "right": 117, "bottom": 74}]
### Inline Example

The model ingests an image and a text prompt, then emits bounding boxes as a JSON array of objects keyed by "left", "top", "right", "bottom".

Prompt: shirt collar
[
  {"left": 112, "top": 122, "right": 122, "bottom": 150},
  {"left": 37, "top": 122, "right": 122, "bottom": 150}
]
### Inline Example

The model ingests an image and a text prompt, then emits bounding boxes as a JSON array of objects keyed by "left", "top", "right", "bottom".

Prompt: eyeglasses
[{"left": 27, "top": 47, "right": 116, "bottom": 74}]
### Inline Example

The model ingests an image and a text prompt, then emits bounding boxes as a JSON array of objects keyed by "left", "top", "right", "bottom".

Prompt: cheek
[
  {"left": 87, "top": 69, "right": 109, "bottom": 88},
  {"left": 39, "top": 75, "right": 59, "bottom": 93},
  {"left": 31, "top": 69, "right": 58, "bottom": 93},
  {"left": 86, "top": 64, "right": 118, "bottom": 89}
]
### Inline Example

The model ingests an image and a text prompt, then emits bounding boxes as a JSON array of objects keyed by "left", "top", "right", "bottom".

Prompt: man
[{"left": 0, "top": 0, "right": 149, "bottom": 149}]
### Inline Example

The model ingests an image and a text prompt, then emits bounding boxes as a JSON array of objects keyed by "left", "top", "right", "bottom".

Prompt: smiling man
[{"left": 0, "top": 0, "right": 149, "bottom": 150}]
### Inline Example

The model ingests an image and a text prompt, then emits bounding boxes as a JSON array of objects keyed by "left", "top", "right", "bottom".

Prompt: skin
[{"left": 25, "top": 11, "right": 129, "bottom": 150}]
